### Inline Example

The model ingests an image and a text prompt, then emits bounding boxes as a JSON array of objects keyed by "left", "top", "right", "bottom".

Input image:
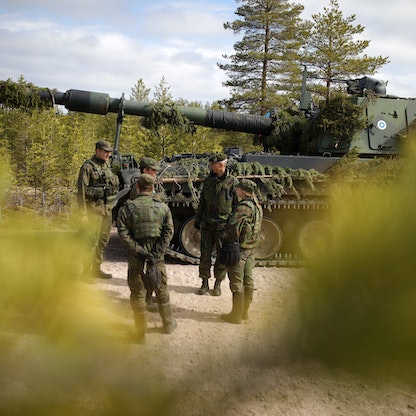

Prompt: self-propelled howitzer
[
  {"left": 3, "top": 85, "right": 333, "bottom": 266},
  {"left": 14, "top": 77, "right": 412, "bottom": 266}
]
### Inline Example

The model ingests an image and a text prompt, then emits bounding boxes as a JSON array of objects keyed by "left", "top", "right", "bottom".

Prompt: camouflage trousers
[
  {"left": 199, "top": 227, "right": 227, "bottom": 281},
  {"left": 227, "top": 248, "right": 256, "bottom": 293},
  {"left": 127, "top": 252, "right": 170, "bottom": 314},
  {"left": 86, "top": 211, "right": 113, "bottom": 270}
]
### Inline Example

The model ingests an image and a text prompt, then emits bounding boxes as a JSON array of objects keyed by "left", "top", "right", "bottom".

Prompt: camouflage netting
[{"left": 158, "top": 157, "right": 326, "bottom": 207}]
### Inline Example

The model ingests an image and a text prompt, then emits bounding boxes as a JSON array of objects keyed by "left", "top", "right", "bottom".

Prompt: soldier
[
  {"left": 129, "top": 156, "right": 163, "bottom": 200},
  {"left": 117, "top": 173, "right": 176, "bottom": 343},
  {"left": 77, "top": 140, "right": 120, "bottom": 279},
  {"left": 194, "top": 152, "right": 238, "bottom": 296},
  {"left": 220, "top": 179, "right": 263, "bottom": 324},
  {"left": 130, "top": 156, "right": 164, "bottom": 312}
]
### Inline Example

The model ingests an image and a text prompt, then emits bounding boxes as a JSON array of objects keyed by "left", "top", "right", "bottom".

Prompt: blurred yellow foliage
[{"left": 290, "top": 140, "right": 416, "bottom": 368}]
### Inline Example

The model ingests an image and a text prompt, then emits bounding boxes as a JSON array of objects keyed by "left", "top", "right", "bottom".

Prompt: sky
[{"left": 1, "top": 0, "right": 416, "bottom": 104}]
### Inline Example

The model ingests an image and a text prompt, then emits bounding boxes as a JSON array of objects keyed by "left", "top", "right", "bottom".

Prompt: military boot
[
  {"left": 197, "top": 278, "right": 209, "bottom": 295},
  {"left": 211, "top": 279, "right": 222, "bottom": 296},
  {"left": 242, "top": 287, "right": 254, "bottom": 320},
  {"left": 92, "top": 265, "right": 112, "bottom": 279},
  {"left": 132, "top": 310, "right": 147, "bottom": 344},
  {"left": 158, "top": 302, "right": 177, "bottom": 334},
  {"left": 145, "top": 290, "right": 158, "bottom": 312},
  {"left": 221, "top": 292, "right": 244, "bottom": 324}
]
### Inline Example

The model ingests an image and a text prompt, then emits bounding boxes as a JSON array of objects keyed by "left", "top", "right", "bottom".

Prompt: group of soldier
[{"left": 78, "top": 140, "right": 263, "bottom": 344}]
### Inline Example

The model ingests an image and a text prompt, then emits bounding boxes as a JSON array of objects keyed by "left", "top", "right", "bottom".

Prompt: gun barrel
[{"left": 39, "top": 88, "right": 273, "bottom": 135}]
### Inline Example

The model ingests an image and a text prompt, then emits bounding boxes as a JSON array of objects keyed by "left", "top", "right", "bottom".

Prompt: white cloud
[{"left": 1, "top": 0, "right": 416, "bottom": 103}]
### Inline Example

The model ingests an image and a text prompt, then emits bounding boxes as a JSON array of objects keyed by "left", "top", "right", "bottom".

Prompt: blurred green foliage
[
  {"left": 0, "top": 216, "right": 173, "bottom": 415},
  {"left": 288, "top": 141, "right": 416, "bottom": 369}
]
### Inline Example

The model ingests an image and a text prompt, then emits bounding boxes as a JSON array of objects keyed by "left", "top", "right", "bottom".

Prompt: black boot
[
  {"left": 131, "top": 310, "right": 147, "bottom": 344},
  {"left": 242, "top": 287, "right": 254, "bottom": 320},
  {"left": 212, "top": 279, "right": 222, "bottom": 296},
  {"left": 93, "top": 266, "right": 112, "bottom": 279},
  {"left": 146, "top": 290, "right": 158, "bottom": 312},
  {"left": 221, "top": 292, "right": 244, "bottom": 324},
  {"left": 197, "top": 278, "right": 209, "bottom": 295},
  {"left": 158, "top": 302, "right": 177, "bottom": 334}
]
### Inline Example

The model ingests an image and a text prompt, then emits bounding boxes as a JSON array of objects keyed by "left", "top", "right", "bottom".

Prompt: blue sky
[{"left": 1, "top": 0, "right": 416, "bottom": 103}]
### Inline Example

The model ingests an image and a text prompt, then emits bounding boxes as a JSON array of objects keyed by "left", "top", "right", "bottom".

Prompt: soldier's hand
[{"left": 136, "top": 247, "right": 152, "bottom": 260}]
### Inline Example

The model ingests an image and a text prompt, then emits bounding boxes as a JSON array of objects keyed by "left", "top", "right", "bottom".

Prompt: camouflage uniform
[
  {"left": 221, "top": 179, "right": 263, "bottom": 324},
  {"left": 194, "top": 156, "right": 238, "bottom": 294},
  {"left": 129, "top": 157, "right": 166, "bottom": 201},
  {"left": 77, "top": 143, "right": 119, "bottom": 277},
  {"left": 117, "top": 174, "right": 175, "bottom": 342},
  {"left": 129, "top": 156, "right": 166, "bottom": 311}
]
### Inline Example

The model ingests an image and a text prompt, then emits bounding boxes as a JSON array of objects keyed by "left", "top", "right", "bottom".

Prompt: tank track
[
  {"left": 166, "top": 198, "right": 328, "bottom": 268},
  {"left": 166, "top": 247, "right": 304, "bottom": 267}
]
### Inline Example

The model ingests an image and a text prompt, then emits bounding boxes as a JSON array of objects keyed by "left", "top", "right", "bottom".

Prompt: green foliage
[
  {"left": 304, "top": 93, "right": 367, "bottom": 150},
  {"left": 142, "top": 102, "right": 196, "bottom": 135},
  {"left": 129, "top": 78, "right": 150, "bottom": 101},
  {"left": 302, "top": 0, "right": 389, "bottom": 98},
  {"left": 255, "top": 108, "right": 308, "bottom": 153},
  {"left": 219, "top": 0, "right": 308, "bottom": 114},
  {"left": 161, "top": 156, "right": 324, "bottom": 206},
  {"left": 259, "top": 94, "right": 366, "bottom": 155},
  {"left": 286, "top": 146, "right": 415, "bottom": 369},
  {"left": 0, "top": 221, "right": 173, "bottom": 415},
  {"left": 0, "top": 77, "right": 51, "bottom": 111},
  {"left": 141, "top": 102, "right": 196, "bottom": 159}
]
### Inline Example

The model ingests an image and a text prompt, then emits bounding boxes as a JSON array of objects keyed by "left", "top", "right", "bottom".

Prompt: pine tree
[
  {"left": 218, "top": 0, "right": 308, "bottom": 115},
  {"left": 302, "top": 0, "right": 389, "bottom": 98},
  {"left": 129, "top": 78, "right": 151, "bottom": 102}
]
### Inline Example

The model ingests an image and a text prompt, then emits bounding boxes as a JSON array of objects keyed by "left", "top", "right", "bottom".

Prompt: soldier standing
[
  {"left": 130, "top": 156, "right": 164, "bottom": 312},
  {"left": 129, "top": 156, "right": 163, "bottom": 200},
  {"left": 194, "top": 153, "right": 238, "bottom": 296},
  {"left": 221, "top": 179, "right": 263, "bottom": 324},
  {"left": 77, "top": 140, "right": 119, "bottom": 279},
  {"left": 117, "top": 174, "right": 176, "bottom": 343}
]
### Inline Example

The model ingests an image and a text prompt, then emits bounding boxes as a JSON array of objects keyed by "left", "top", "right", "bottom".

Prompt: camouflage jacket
[
  {"left": 77, "top": 155, "right": 120, "bottom": 216},
  {"left": 117, "top": 193, "right": 174, "bottom": 260},
  {"left": 225, "top": 196, "right": 263, "bottom": 249},
  {"left": 195, "top": 168, "right": 238, "bottom": 229}
]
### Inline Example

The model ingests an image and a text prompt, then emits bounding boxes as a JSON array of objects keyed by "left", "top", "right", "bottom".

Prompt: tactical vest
[
  {"left": 198, "top": 169, "right": 237, "bottom": 226},
  {"left": 239, "top": 199, "right": 263, "bottom": 249},
  {"left": 85, "top": 158, "right": 119, "bottom": 203},
  {"left": 125, "top": 196, "right": 164, "bottom": 240}
]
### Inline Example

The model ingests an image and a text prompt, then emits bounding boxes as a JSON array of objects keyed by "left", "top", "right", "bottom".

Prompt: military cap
[
  {"left": 139, "top": 156, "right": 160, "bottom": 171},
  {"left": 209, "top": 152, "right": 228, "bottom": 163},
  {"left": 137, "top": 173, "right": 155, "bottom": 189},
  {"left": 236, "top": 179, "right": 257, "bottom": 193},
  {"left": 95, "top": 140, "right": 113, "bottom": 151}
]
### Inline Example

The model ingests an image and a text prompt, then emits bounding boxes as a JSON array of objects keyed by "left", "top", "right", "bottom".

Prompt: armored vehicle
[{"left": 2, "top": 74, "right": 415, "bottom": 265}]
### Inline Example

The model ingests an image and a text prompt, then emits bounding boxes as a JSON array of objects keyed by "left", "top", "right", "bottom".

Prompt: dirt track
[{"left": 91, "top": 230, "right": 416, "bottom": 416}]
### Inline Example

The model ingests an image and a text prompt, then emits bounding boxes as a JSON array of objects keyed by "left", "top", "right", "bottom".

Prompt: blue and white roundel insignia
[{"left": 377, "top": 120, "right": 387, "bottom": 130}]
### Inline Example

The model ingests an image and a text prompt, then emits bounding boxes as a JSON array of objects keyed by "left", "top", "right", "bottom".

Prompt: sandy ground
[{"left": 92, "top": 230, "right": 416, "bottom": 416}]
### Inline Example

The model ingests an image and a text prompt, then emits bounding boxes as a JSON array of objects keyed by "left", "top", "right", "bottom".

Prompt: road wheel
[{"left": 256, "top": 217, "right": 283, "bottom": 260}]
